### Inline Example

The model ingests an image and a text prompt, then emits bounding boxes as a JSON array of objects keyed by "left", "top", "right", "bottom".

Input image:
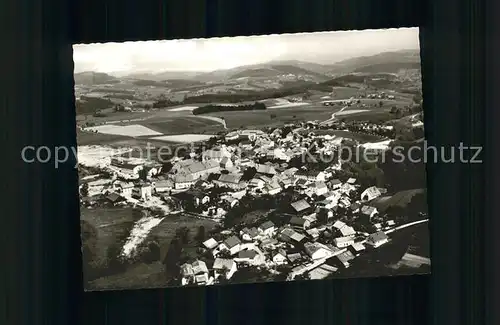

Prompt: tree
[
  {"left": 317, "top": 209, "right": 329, "bottom": 224},
  {"left": 175, "top": 227, "right": 191, "bottom": 245},
  {"left": 80, "top": 183, "right": 89, "bottom": 197},
  {"left": 194, "top": 226, "right": 206, "bottom": 243},
  {"left": 138, "top": 167, "right": 148, "bottom": 181},
  {"left": 161, "top": 161, "right": 173, "bottom": 174}
]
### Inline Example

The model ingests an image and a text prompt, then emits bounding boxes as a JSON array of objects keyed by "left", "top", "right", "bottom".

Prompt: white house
[
  {"left": 366, "top": 231, "right": 389, "bottom": 248},
  {"left": 132, "top": 183, "right": 152, "bottom": 201},
  {"left": 203, "top": 238, "right": 219, "bottom": 250},
  {"left": 114, "top": 181, "right": 134, "bottom": 197},
  {"left": 360, "top": 206, "right": 378, "bottom": 219},
  {"left": 350, "top": 242, "right": 366, "bottom": 255},
  {"left": 240, "top": 227, "right": 260, "bottom": 241},
  {"left": 272, "top": 250, "right": 288, "bottom": 265},
  {"left": 329, "top": 179, "right": 342, "bottom": 189},
  {"left": 213, "top": 258, "right": 238, "bottom": 280},
  {"left": 218, "top": 235, "right": 242, "bottom": 255},
  {"left": 333, "top": 236, "right": 355, "bottom": 248},
  {"left": 219, "top": 157, "right": 233, "bottom": 169},
  {"left": 154, "top": 180, "right": 174, "bottom": 193},
  {"left": 304, "top": 242, "right": 333, "bottom": 260},
  {"left": 258, "top": 221, "right": 276, "bottom": 237},
  {"left": 339, "top": 225, "right": 357, "bottom": 237},
  {"left": 360, "top": 186, "right": 382, "bottom": 202},
  {"left": 180, "top": 263, "right": 195, "bottom": 286},
  {"left": 234, "top": 249, "right": 265, "bottom": 266}
]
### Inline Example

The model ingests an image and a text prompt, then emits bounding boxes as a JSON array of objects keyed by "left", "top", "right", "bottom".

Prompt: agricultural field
[
  {"left": 143, "top": 116, "right": 224, "bottom": 135},
  {"left": 208, "top": 105, "right": 341, "bottom": 129},
  {"left": 85, "top": 124, "right": 163, "bottom": 137},
  {"left": 151, "top": 134, "right": 215, "bottom": 144}
]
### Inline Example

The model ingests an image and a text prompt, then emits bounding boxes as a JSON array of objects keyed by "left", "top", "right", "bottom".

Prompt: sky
[{"left": 73, "top": 27, "right": 419, "bottom": 75}]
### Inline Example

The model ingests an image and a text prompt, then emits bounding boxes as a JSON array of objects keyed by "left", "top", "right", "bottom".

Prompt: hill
[
  {"left": 74, "top": 72, "right": 119, "bottom": 85},
  {"left": 327, "top": 49, "right": 421, "bottom": 74}
]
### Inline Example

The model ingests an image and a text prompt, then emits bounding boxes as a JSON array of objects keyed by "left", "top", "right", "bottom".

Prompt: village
[{"left": 79, "top": 115, "right": 429, "bottom": 287}]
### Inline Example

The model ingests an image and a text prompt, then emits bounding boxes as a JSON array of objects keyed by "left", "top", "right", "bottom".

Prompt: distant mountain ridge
[{"left": 75, "top": 49, "right": 421, "bottom": 85}]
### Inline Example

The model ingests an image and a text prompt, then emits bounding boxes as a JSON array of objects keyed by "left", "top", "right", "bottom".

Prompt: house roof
[
  {"left": 347, "top": 178, "right": 357, "bottom": 184},
  {"left": 106, "top": 192, "right": 122, "bottom": 202},
  {"left": 155, "top": 180, "right": 174, "bottom": 188},
  {"left": 242, "top": 227, "right": 259, "bottom": 237},
  {"left": 361, "top": 206, "right": 377, "bottom": 215},
  {"left": 217, "top": 173, "right": 242, "bottom": 184},
  {"left": 291, "top": 199, "right": 311, "bottom": 212},
  {"left": 287, "top": 253, "right": 302, "bottom": 262},
  {"left": 368, "top": 231, "right": 389, "bottom": 242},
  {"left": 329, "top": 179, "right": 342, "bottom": 185},
  {"left": 255, "top": 164, "right": 276, "bottom": 175},
  {"left": 195, "top": 273, "right": 209, "bottom": 283},
  {"left": 351, "top": 242, "right": 366, "bottom": 251},
  {"left": 290, "top": 216, "right": 307, "bottom": 226},
  {"left": 361, "top": 186, "right": 381, "bottom": 200},
  {"left": 203, "top": 238, "right": 218, "bottom": 249},
  {"left": 238, "top": 249, "right": 258, "bottom": 259},
  {"left": 334, "top": 236, "right": 354, "bottom": 244},
  {"left": 290, "top": 232, "right": 306, "bottom": 242},
  {"left": 223, "top": 235, "right": 242, "bottom": 248},
  {"left": 191, "top": 260, "right": 208, "bottom": 274},
  {"left": 332, "top": 220, "right": 346, "bottom": 229},
  {"left": 336, "top": 250, "right": 355, "bottom": 264},
  {"left": 339, "top": 226, "right": 356, "bottom": 237},
  {"left": 180, "top": 263, "right": 194, "bottom": 276},
  {"left": 213, "top": 258, "right": 235, "bottom": 270},
  {"left": 259, "top": 221, "right": 275, "bottom": 231}
]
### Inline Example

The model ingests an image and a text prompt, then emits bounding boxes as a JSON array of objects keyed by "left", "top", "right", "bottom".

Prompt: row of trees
[{"left": 192, "top": 102, "right": 266, "bottom": 115}]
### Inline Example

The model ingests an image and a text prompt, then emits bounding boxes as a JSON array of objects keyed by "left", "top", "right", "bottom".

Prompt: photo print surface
[{"left": 75, "top": 27, "right": 429, "bottom": 291}]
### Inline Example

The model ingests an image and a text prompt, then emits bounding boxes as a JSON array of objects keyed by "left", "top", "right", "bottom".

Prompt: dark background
[{"left": 3, "top": 0, "right": 496, "bottom": 324}]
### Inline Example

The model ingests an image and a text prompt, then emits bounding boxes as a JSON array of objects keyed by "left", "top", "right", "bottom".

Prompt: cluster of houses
[
  {"left": 177, "top": 190, "right": 394, "bottom": 286},
  {"left": 78, "top": 122, "right": 428, "bottom": 284}
]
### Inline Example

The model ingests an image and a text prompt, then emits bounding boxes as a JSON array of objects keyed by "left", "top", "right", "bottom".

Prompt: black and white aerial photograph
[{"left": 75, "top": 27, "right": 430, "bottom": 291}]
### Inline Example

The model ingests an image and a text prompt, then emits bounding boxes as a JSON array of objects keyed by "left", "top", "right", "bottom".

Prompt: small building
[
  {"left": 332, "top": 250, "right": 356, "bottom": 268},
  {"left": 306, "top": 228, "right": 320, "bottom": 240},
  {"left": 360, "top": 186, "right": 382, "bottom": 202},
  {"left": 290, "top": 199, "right": 311, "bottom": 215},
  {"left": 180, "top": 263, "right": 195, "bottom": 286},
  {"left": 287, "top": 253, "right": 303, "bottom": 264},
  {"left": 213, "top": 258, "right": 237, "bottom": 280},
  {"left": 220, "top": 157, "right": 234, "bottom": 169},
  {"left": 219, "top": 235, "right": 242, "bottom": 255},
  {"left": 329, "top": 179, "right": 342, "bottom": 189},
  {"left": 258, "top": 221, "right": 276, "bottom": 237},
  {"left": 309, "top": 263, "right": 338, "bottom": 280},
  {"left": 360, "top": 206, "right": 378, "bottom": 219},
  {"left": 255, "top": 164, "right": 277, "bottom": 176},
  {"left": 154, "top": 179, "right": 174, "bottom": 193},
  {"left": 260, "top": 237, "right": 279, "bottom": 249},
  {"left": 132, "top": 183, "right": 152, "bottom": 201},
  {"left": 289, "top": 216, "right": 311, "bottom": 230},
  {"left": 350, "top": 242, "right": 366, "bottom": 255},
  {"left": 203, "top": 238, "right": 218, "bottom": 250},
  {"left": 304, "top": 242, "right": 334, "bottom": 260},
  {"left": 346, "top": 178, "right": 357, "bottom": 184},
  {"left": 333, "top": 236, "right": 355, "bottom": 248},
  {"left": 311, "top": 181, "right": 328, "bottom": 196},
  {"left": 366, "top": 231, "right": 389, "bottom": 248},
  {"left": 350, "top": 202, "right": 361, "bottom": 213},
  {"left": 240, "top": 227, "right": 260, "bottom": 241},
  {"left": 235, "top": 249, "right": 263, "bottom": 265},
  {"left": 339, "top": 225, "right": 356, "bottom": 237},
  {"left": 272, "top": 250, "right": 288, "bottom": 265}
]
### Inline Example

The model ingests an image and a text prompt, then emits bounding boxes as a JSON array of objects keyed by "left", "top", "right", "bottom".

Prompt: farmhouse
[
  {"left": 235, "top": 250, "right": 264, "bottom": 265},
  {"left": 132, "top": 183, "right": 152, "bottom": 201},
  {"left": 272, "top": 250, "right": 288, "bottom": 265},
  {"left": 214, "top": 173, "right": 246, "bottom": 190},
  {"left": 333, "top": 236, "right": 355, "bottom": 248},
  {"left": 290, "top": 199, "right": 312, "bottom": 215},
  {"left": 360, "top": 186, "right": 382, "bottom": 202},
  {"left": 289, "top": 216, "right": 311, "bottom": 230},
  {"left": 173, "top": 174, "right": 196, "bottom": 189},
  {"left": 219, "top": 235, "right": 242, "bottom": 255},
  {"left": 304, "top": 242, "right": 334, "bottom": 260},
  {"left": 331, "top": 250, "right": 356, "bottom": 268},
  {"left": 258, "top": 221, "right": 276, "bottom": 237},
  {"left": 203, "top": 238, "right": 219, "bottom": 250},
  {"left": 213, "top": 258, "right": 237, "bottom": 280},
  {"left": 255, "top": 164, "right": 277, "bottom": 176},
  {"left": 360, "top": 206, "right": 378, "bottom": 219},
  {"left": 240, "top": 227, "right": 260, "bottom": 241},
  {"left": 154, "top": 179, "right": 174, "bottom": 193},
  {"left": 366, "top": 231, "right": 389, "bottom": 248}
]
